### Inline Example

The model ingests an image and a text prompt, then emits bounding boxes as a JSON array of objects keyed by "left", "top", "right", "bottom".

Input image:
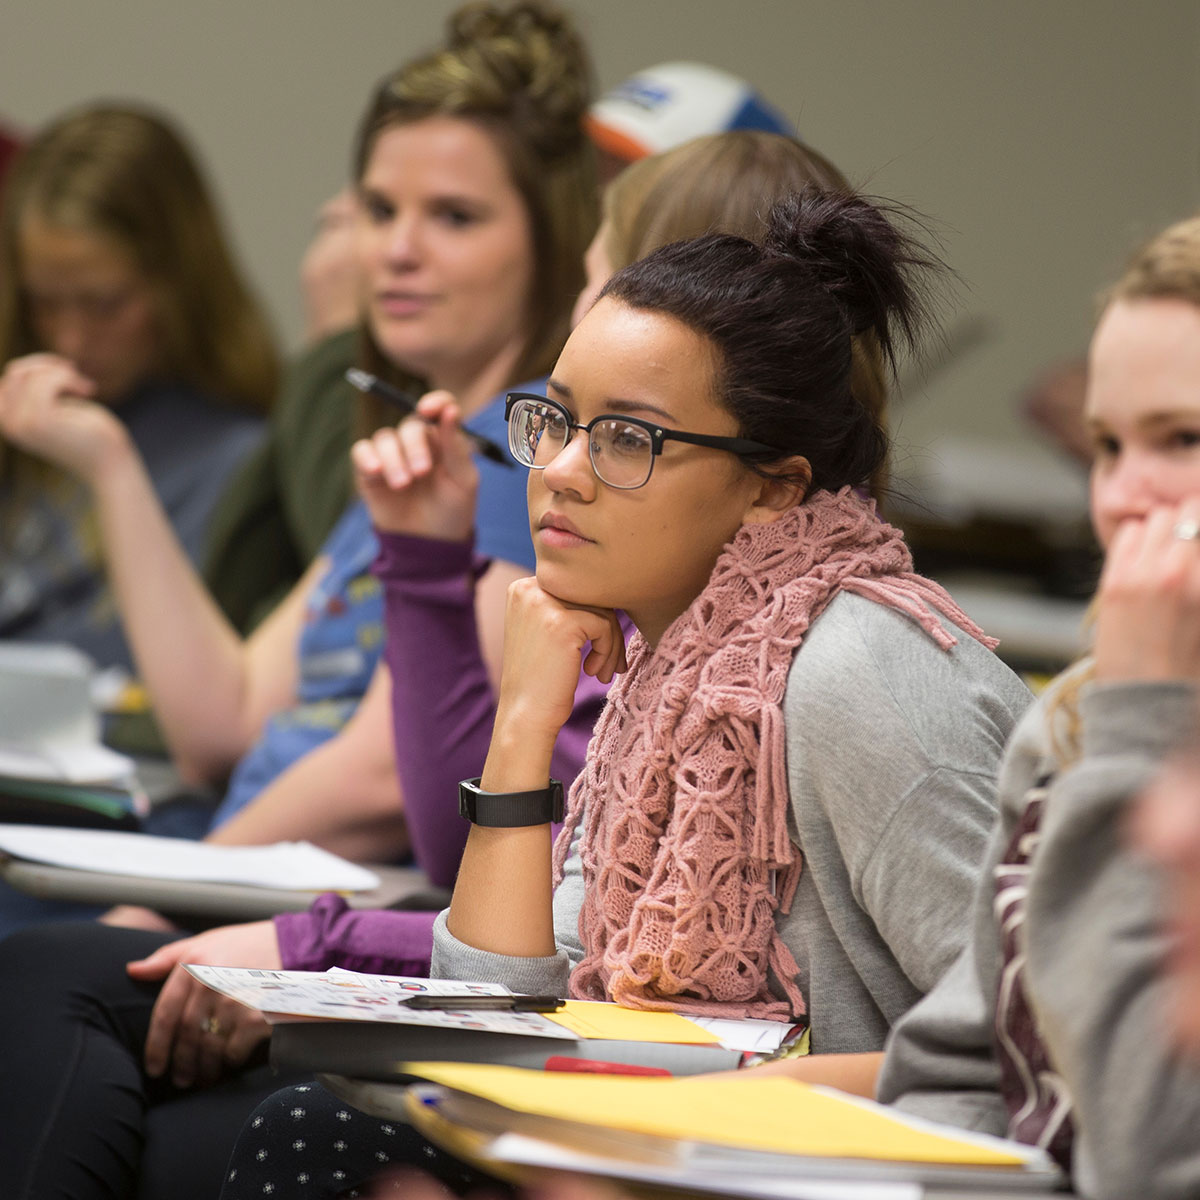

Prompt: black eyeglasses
[{"left": 504, "top": 393, "right": 780, "bottom": 490}]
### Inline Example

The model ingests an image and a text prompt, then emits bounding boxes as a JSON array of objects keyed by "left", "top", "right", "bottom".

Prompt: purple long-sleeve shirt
[{"left": 274, "top": 530, "right": 612, "bottom": 976}]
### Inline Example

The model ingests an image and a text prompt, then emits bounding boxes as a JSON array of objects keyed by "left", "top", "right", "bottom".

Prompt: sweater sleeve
[
  {"left": 429, "top": 821, "right": 586, "bottom": 993},
  {"left": 875, "top": 686, "right": 1053, "bottom": 1133},
  {"left": 1022, "top": 681, "right": 1200, "bottom": 1200},
  {"left": 372, "top": 530, "right": 608, "bottom": 889},
  {"left": 780, "top": 594, "right": 1033, "bottom": 1052},
  {"left": 274, "top": 894, "right": 436, "bottom": 976}
]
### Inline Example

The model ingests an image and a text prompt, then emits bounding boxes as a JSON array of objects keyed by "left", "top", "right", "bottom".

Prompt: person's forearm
[
  {"left": 446, "top": 686, "right": 561, "bottom": 955},
  {"left": 89, "top": 434, "right": 264, "bottom": 781},
  {"left": 206, "top": 666, "right": 407, "bottom": 862},
  {"left": 446, "top": 709, "right": 560, "bottom": 958},
  {"left": 743, "top": 1051, "right": 883, "bottom": 1099}
]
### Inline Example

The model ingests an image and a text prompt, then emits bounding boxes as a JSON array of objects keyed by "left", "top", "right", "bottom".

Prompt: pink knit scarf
[{"left": 551, "top": 487, "right": 998, "bottom": 1021}]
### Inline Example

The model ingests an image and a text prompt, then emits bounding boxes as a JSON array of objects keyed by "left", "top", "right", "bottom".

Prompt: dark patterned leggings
[{"left": 219, "top": 1081, "right": 507, "bottom": 1199}]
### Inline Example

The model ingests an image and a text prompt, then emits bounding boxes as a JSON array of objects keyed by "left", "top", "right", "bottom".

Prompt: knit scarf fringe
[{"left": 551, "top": 488, "right": 997, "bottom": 1022}]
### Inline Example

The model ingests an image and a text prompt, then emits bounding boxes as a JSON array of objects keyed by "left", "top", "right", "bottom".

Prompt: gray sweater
[
  {"left": 432, "top": 591, "right": 1032, "bottom": 1052},
  {"left": 877, "top": 676, "right": 1200, "bottom": 1200}
]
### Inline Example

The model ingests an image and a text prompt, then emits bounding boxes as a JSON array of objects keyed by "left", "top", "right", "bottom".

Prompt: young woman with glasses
[{"left": 217, "top": 188, "right": 1033, "bottom": 1199}]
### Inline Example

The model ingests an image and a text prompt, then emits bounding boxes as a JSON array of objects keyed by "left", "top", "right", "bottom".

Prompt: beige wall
[{"left": 3, "top": 0, "right": 1198, "bottom": 458}]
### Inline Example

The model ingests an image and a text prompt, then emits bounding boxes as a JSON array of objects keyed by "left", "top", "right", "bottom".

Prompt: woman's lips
[
  {"left": 538, "top": 513, "right": 593, "bottom": 547},
  {"left": 375, "top": 291, "right": 436, "bottom": 317}
]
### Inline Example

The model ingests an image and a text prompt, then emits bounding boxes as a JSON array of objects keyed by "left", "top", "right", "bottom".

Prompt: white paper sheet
[
  {"left": 488, "top": 1134, "right": 921, "bottom": 1200},
  {"left": 0, "top": 825, "right": 379, "bottom": 891},
  {"left": 0, "top": 741, "right": 136, "bottom": 785}
]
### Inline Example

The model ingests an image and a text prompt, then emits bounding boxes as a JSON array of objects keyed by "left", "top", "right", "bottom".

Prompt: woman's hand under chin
[
  {"left": 492, "top": 575, "right": 626, "bottom": 747},
  {"left": 351, "top": 389, "right": 480, "bottom": 542},
  {"left": 0, "top": 352, "right": 132, "bottom": 483}
]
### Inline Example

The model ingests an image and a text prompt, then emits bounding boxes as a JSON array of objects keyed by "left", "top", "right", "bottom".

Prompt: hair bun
[
  {"left": 441, "top": 1, "right": 592, "bottom": 160},
  {"left": 763, "top": 188, "right": 942, "bottom": 371}
]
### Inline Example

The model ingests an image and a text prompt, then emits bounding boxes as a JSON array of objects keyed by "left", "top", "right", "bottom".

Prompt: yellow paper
[
  {"left": 544, "top": 1000, "right": 721, "bottom": 1045},
  {"left": 400, "top": 1062, "right": 1026, "bottom": 1168}
]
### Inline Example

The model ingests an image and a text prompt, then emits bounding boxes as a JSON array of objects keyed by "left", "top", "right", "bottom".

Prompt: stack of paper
[
  {"left": 188, "top": 966, "right": 799, "bottom": 1077},
  {"left": 0, "top": 826, "right": 380, "bottom": 892},
  {"left": 388, "top": 1063, "right": 1063, "bottom": 1198}
]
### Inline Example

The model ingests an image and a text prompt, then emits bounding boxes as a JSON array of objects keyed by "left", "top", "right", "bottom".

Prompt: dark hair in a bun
[
  {"left": 599, "top": 187, "right": 943, "bottom": 493},
  {"left": 354, "top": 1, "right": 598, "bottom": 396}
]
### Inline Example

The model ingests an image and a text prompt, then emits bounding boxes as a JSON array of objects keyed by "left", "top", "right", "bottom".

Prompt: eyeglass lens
[{"left": 508, "top": 399, "right": 655, "bottom": 489}]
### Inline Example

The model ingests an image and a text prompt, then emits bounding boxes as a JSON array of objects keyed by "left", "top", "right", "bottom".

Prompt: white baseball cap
[{"left": 585, "top": 61, "right": 794, "bottom": 163}]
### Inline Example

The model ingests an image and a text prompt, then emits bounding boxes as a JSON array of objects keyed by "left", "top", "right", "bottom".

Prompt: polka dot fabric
[{"left": 219, "top": 1083, "right": 497, "bottom": 1199}]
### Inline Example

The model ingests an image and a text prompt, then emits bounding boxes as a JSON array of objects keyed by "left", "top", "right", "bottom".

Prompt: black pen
[
  {"left": 344, "top": 368, "right": 513, "bottom": 468},
  {"left": 400, "top": 993, "right": 564, "bottom": 1013}
]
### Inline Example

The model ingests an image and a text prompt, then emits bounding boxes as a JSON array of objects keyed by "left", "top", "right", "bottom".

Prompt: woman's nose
[
  {"left": 541, "top": 428, "right": 596, "bottom": 499},
  {"left": 1093, "top": 450, "right": 1159, "bottom": 526},
  {"left": 381, "top": 215, "right": 422, "bottom": 266},
  {"left": 44, "top": 308, "right": 90, "bottom": 362}
]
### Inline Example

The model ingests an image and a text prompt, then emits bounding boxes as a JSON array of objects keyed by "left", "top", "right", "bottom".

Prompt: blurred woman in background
[{"left": 0, "top": 103, "right": 277, "bottom": 670}]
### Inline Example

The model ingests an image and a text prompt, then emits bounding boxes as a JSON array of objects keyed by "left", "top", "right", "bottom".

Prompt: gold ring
[{"left": 202, "top": 1015, "right": 222, "bottom": 1036}]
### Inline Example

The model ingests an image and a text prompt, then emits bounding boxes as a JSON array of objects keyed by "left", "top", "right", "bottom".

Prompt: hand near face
[
  {"left": 0, "top": 352, "right": 128, "bottom": 482},
  {"left": 493, "top": 575, "right": 626, "bottom": 745},
  {"left": 300, "top": 188, "right": 363, "bottom": 342},
  {"left": 351, "top": 391, "right": 479, "bottom": 542},
  {"left": 1094, "top": 501, "right": 1200, "bottom": 682},
  {"left": 126, "top": 919, "right": 281, "bottom": 1089}
]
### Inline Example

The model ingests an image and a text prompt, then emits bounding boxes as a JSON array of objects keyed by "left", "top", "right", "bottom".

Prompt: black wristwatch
[{"left": 457, "top": 777, "right": 565, "bottom": 827}]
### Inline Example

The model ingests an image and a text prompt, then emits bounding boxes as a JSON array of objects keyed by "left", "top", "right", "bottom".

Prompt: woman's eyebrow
[
  {"left": 603, "top": 397, "right": 677, "bottom": 422},
  {"left": 546, "top": 379, "right": 676, "bottom": 423}
]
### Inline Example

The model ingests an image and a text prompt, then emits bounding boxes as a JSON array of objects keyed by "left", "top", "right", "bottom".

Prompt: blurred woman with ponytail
[{"left": 220, "top": 188, "right": 1032, "bottom": 1198}]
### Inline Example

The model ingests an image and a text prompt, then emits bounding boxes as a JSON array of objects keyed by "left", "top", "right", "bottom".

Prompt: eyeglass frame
[{"left": 503, "top": 392, "right": 783, "bottom": 490}]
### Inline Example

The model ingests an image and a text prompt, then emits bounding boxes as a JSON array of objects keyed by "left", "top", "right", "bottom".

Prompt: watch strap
[{"left": 458, "top": 777, "right": 565, "bottom": 827}]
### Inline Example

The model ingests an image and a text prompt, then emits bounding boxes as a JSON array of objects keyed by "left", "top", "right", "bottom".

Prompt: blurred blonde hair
[
  {"left": 599, "top": 131, "right": 890, "bottom": 498},
  {"left": 0, "top": 103, "right": 279, "bottom": 413},
  {"left": 1106, "top": 213, "right": 1200, "bottom": 307},
  {"left": 351, "top": 0, "right": 597, "bottom": 430}
]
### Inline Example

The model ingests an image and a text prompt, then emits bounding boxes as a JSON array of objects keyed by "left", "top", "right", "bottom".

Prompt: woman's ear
[{"left": 742, "top": 456, "right": 811, "bottom": 525}]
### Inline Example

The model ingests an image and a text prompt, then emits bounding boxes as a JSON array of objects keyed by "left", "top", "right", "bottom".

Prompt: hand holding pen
[
  {"left": 345, "top": 369, "right": 512, "bottom": 467},
  {"left": 351, "top": 386, "right": 484, "bottom": 542}
]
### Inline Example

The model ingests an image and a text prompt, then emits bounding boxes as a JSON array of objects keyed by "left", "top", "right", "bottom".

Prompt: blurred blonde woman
[
  {"left": 879, "top": 212, "right": 1200, "bottom": 1200},
  {"left": 0, "top": 103, "right": 277, "bottom": 670}
]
